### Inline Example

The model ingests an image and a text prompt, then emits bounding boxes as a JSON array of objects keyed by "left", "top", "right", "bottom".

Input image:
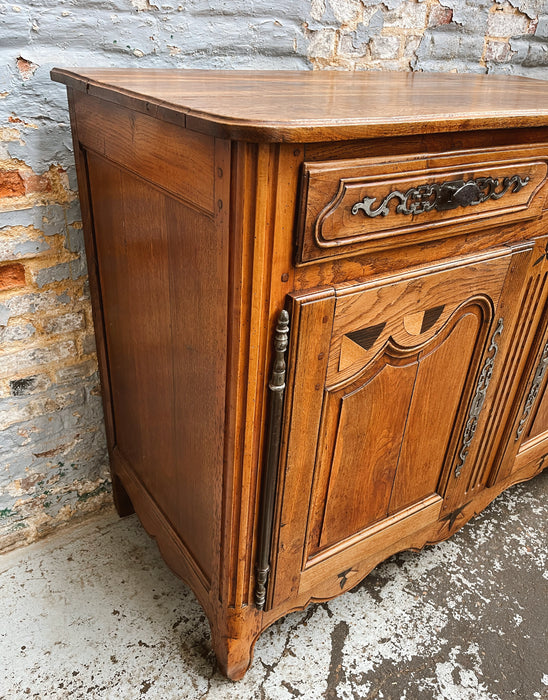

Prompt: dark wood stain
[
  {"left": 421, "top": 305, "right": 445, "bottom": 333},
  {"left": 346, "top": 322, "right": 386, "bottom": 351}
]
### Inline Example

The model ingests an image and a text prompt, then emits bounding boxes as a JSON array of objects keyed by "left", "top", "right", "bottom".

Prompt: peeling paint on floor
[{"left": 0, "top": 471, "right": 546, "bottom": 699}]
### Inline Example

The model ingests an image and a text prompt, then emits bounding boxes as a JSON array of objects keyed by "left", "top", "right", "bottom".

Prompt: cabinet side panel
[
  {"left": 86, "top": 151, "right": 226, "bottom": 584},
  {"left": 73, "top": 92, "right": 215, "bottom": 213}
]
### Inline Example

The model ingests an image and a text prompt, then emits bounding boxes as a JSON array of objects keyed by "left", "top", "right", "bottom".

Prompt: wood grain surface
[{"left": 52, "top": 69, "right": 548, "bottom": 142}]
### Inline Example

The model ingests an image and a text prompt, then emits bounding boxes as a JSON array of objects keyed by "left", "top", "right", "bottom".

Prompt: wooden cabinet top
[{"left": 51, "top": 68, "right": 548, "bottom": 143}]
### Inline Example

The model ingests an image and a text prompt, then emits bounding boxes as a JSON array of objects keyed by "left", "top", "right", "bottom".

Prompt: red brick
[
  {"left": 0, "top": 171, "right": 25, "bottom": 198},
  {"left": 20, "top": 172, "right": 52, "bottom": 196},
  {"left": 528, "top": 18, "right": 538, "bottom": 35},
  {"left": 16, "top": 57, "right": 38, "bottom": 80},
  {"left": 428, "top": 5, "right": 453, "bottom": 27},
  {"left": 0, "top": 263, "right": 26, "bottom": 291}
]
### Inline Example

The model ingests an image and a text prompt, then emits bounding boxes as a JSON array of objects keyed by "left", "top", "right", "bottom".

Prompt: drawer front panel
[{"left": 297, "top": 147, "right": 548, "bottom": 264}]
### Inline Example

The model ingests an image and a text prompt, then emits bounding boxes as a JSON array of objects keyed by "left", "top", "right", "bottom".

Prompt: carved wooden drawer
[{"left": 297, "top": 147, "right": 548, "bottom": 264}]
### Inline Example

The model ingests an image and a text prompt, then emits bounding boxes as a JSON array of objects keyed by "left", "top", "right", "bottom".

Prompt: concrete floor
[{"left": 0, "top": 472, "right": 546, "bottom": 700}]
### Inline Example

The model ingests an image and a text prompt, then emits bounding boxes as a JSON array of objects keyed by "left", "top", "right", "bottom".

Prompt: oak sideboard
[{"left": 52, "top": 69, "right": 548, "bottom": 679}]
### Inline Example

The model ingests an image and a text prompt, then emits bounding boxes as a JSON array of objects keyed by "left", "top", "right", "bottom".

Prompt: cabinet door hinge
[{"left": 254, "top": 309, "right": 290, "bottom": 610}]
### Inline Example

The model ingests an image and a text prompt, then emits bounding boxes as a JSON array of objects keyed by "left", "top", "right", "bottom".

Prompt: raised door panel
[
  {"left": 514, "top": 276, "right": 548, "bottom": 463},
  {"left": 510, "top": 324, "right": 548, "bottom": 471},
  {"left": 271, "top": 246, "right": 528, "bottom": 608},
  {"left": 308, "top": 307, "right": 484, "bottom": 555},
  {"left": 523, "top": 367, "right": 548, "bottom": 443}
]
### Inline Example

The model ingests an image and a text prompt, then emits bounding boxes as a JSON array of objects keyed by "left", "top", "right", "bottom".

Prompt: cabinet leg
[
  {"left": 209, "top": 614, "right": 261, "bottom": 681},
  {"left": 111, "top": 472, "right": 135, "bottom": 517}
]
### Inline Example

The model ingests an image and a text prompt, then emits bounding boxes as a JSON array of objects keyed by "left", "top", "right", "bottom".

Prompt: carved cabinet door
[
  {"left": 512, "top": 339, "right": 548, "bottom": 471},
  {"left": 269, "top": 243, "right": 533, "bottom": 609},
  {"left": 487, "top": 238, "right": 548, "bottom": 485},
  {"left": 494, "top": 326, "right": 548, "bottom": 481}
]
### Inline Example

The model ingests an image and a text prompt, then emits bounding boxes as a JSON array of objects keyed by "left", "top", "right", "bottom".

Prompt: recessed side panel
[
  {"left": 86, "top": 151, "right": 227, "bottom": 586},
  {"left": 74, "top": 91, "right": 216, "bottom": 214}
]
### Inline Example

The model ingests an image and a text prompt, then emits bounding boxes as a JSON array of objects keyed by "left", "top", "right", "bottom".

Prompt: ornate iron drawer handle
[
  {"left": 455, "top": 318, "right": 504, "bottom": 478},
  {"left": 515, "top": 340, "right": 548, "bottom": 441},
  {"left": 351, "top": 175, "right": 530, "bottom": 219}
]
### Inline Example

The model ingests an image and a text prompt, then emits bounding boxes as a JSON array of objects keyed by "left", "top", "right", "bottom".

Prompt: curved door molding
[{"left": 307, "top": 301, "right": 490, "bottom": 558}]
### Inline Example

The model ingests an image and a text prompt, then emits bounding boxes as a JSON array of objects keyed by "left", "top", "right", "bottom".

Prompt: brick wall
[
  {"left": 306, "top": 0, "right": 544, "bottom": 74},
  {"left": 1, "top": 0, "right": 546, "bottom": 551},
  {"left": 0, "top": 123, "right": 109, "bottom": 549}
]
